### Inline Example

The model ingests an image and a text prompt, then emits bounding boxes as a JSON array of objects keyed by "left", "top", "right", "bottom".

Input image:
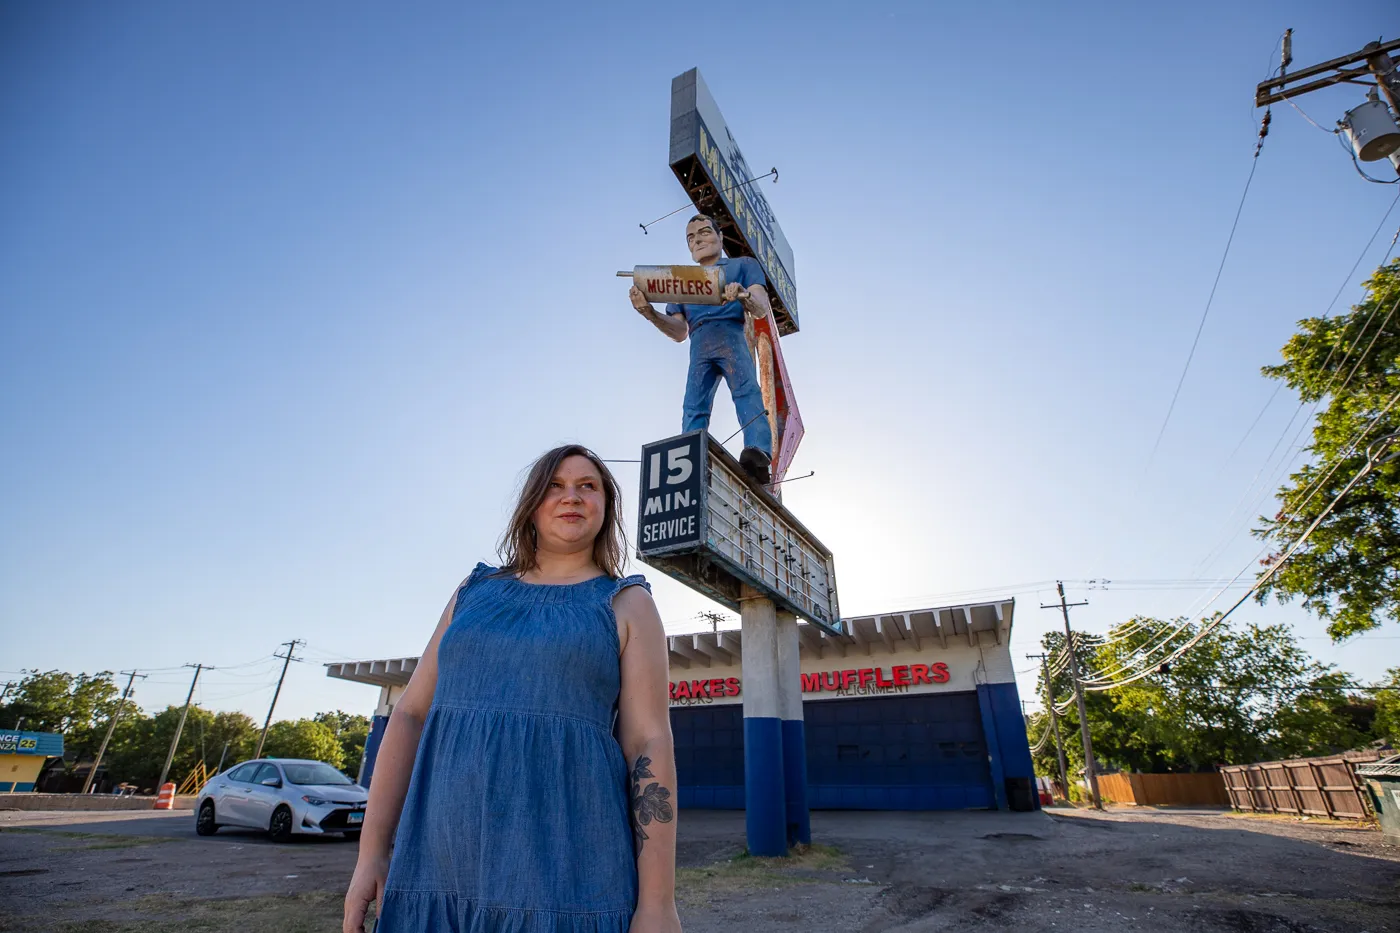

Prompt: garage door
[
  {"left": 805, "top": 692, "right": 993, "bottom": 809},
  {"left": 671, "top": 704, "right": 746, "bottom": 808},
  {"left": 670, "top": 690, "right": 994, "bottom": 810}
]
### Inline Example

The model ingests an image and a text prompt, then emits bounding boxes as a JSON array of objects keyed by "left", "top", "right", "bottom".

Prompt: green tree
[
  {"left": 208, "top": 711, "right": 259, "bottom": 771},
  {"left": 103, "top": 710, "right": 160, "bottom": 789},
  {"left": 103, "top": 705, "right": 207, "bottom": 790},
  {"left": 1374, "top": 667, "right": 1400, "bottom": 745},
  {"left": 313, "top": 710, "right": 371, "bottom": 774},
  {"left": 100, "top": 706, "right": 260, "bottom": 790},
  {"left": 1254, "top": 258, "right": 1400, "bottom": 640},
  {"left": 1032, "top": 616, "right": 1366, "bottom": 774},
  {"left": 0, "top": 670, "right": 121, "bottom": 760},
  {"left": 262, "top": 719, "right": 344, "bottom": 768}
]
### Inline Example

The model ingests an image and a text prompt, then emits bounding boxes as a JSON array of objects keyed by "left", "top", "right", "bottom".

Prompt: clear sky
[{"left": 3, "top": 2, "right": 1397, "bottom": 724}]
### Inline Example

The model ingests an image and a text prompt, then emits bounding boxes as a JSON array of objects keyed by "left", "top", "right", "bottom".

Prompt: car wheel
[
  {"left": 195, "top": 801, "right": 219, "bottom": 836},
  {"left": 269, "top": 805, "right": 294, "bottom": 843},
  {"left": 342, "top": 830, "right": 361, "bottom": 842}
]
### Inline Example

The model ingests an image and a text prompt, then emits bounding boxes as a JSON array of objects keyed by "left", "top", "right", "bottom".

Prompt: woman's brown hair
[{"left": 497, "top": 444, "right": 628, "bottom": 579}]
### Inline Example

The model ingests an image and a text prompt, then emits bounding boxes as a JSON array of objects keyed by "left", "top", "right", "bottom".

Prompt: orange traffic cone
[{"left": 153, "top": 782, "right": 176, "bottom": 810}]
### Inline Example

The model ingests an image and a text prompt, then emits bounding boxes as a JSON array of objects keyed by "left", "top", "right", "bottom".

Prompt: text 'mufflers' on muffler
[{"left": 617, "top": 265, "right": 726, "bottom": 306}]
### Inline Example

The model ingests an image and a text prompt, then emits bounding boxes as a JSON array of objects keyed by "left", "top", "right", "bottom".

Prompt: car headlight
[{"left": 301, "top": 795, "right": 330, "bottom": 806}]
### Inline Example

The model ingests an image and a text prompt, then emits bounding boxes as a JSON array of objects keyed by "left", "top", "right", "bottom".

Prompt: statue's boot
[{"left": 740, "top": 447, "right": 771, "bottom": 486}]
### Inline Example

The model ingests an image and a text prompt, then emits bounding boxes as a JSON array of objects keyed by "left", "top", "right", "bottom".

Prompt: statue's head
[{"left": 685, "top": 214, "right": 723, "bottom": 264}]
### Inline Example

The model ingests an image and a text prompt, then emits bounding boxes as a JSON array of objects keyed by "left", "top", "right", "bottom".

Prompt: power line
[
  {"left": 1146, "top": 107, "right": 1272, "bottom": 468},
  {"left": 1191, "top": 198, "right": 1400, "bottom": 579},
  {"left": 1064, "top": 391, "right": 1400, "bottom": 690},
  {"left": 1284, "top": 95, "right": 1339, "bottom": 134},
  {"left": 1077, "top": 428, "right": 1399, "bottom": 692},
  {"left": 197, "top": 681, "right": 283, "bottom": 703},
  {"left": 1265, "top": 385, "right": 1400, "bottom": 541},
  {"left": 197, "top": 664, "right": 282, "bottom": 680},
  {"left": 1335, "top": 286, "right": 1400, "bottom": 398}
]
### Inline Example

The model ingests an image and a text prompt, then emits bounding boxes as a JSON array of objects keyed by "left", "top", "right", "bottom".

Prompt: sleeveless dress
[{"left": 376, "top": 563, "right": 648, "bottom": 933}]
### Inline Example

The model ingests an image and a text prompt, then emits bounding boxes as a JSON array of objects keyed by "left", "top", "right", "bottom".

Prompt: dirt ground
[{"left": 1, "top": 804, "right": 1397, "bottom": 932}]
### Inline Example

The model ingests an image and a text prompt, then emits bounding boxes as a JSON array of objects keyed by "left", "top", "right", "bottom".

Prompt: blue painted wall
[
  {"left": 359, "top": 715, "right": 388, "bottom": 787},
  {"left": 781, "top": 719, "right": 810, "bottom": 845},
  {"left": 981, "top": 682, "right": 1036, "bottom": 785},
  {"left": 975, "top": 685, "right": 1010, "bottom": 810},
  {"left": 743, "top": 716, "right": 786, "bottom": 855},
  {"left": 674, "top": 691, "right": 1008, "bottom": 811}
]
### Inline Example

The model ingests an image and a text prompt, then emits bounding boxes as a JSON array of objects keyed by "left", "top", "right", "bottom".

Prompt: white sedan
[{"left": 195, "top": 758, "right": 367, "bottom": 842}]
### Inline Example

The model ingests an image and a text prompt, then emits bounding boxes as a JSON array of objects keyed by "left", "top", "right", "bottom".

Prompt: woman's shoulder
[
  {"left": 458, "top": 562, "right": 501, "bottom": 591},
  {"left": 608, "top": 573, "right": 655, "bottom": 620},
  {"left": 608, "top": 571, "right": 651, "bottom": 598}
]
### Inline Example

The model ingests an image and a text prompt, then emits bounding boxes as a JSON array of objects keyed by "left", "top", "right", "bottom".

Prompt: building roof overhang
[
  {"left": 666, "top": 598, "right": 1015, "bottom": 669},
  {"left": 324, "top": 598, "right": 1015, "bottom": 688}
]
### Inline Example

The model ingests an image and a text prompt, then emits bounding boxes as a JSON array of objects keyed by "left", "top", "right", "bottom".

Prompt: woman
[{"left": 344, "top": 445, "right": 682, "bottom": 933}]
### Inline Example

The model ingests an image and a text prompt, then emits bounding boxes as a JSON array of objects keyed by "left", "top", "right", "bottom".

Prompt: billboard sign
[
  {"left": 636, "top": 430, "right": 841, "bottom": 636},
  {"left": 669, "top": 68, "right": 799, "bottom": 335},
  {"left": 638, "top": 431, "right": 706, "bottom": 553}
]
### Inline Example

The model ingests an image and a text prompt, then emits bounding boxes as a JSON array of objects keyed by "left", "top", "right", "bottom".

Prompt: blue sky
[{"left": 2, "top": 2, "right": 1397, "bottom": 723}]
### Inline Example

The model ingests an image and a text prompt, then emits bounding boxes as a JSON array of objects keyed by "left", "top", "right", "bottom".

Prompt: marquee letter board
[{"left": 637, "top": 430, "right": 842, "bottom": 636}]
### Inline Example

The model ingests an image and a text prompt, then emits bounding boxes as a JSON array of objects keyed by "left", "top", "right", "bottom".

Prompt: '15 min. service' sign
[{"left": 637, "top": 432, "right": 704, "bottom": 553}]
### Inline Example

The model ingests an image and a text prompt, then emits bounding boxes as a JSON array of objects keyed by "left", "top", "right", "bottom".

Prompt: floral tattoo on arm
[{"left": 629, "top": 755, "right": 674, "bottom": 853}]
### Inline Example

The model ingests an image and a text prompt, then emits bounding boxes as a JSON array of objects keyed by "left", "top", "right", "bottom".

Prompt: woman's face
[{"left": 532, "top": 454, "right": 607, "bottom": 555}]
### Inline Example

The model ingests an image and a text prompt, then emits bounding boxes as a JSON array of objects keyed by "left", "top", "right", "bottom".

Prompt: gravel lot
[{"left": 1, "top": 805, "right": 1396, "bottom": 932}]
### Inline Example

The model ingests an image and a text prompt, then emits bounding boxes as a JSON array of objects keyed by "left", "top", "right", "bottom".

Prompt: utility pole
[
  {"left": 156, "top": 663, "right": 209, "bottom": 790},
  {"left": 1365, "top": 41, "right": 1400, "bottom": 116},
  {"left": 254, "top": 640, "right": 303, "bottom": 760},
  {"left": 1041, "top": 582, "right": 1101, "bottom": 809},
  {"left": 1028, "top": 652, "right": 1070, "bottom": 804},
  {"left": 1255, "top": 33, "right": 1400, "bottom": 176},
  {"left": 83, "top": 671, "right": 145, "bottom": 794}
]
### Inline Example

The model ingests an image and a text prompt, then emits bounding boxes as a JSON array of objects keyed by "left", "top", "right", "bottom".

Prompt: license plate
[{"left": 346, "top": 811, "right": 363, "bottom": 824}]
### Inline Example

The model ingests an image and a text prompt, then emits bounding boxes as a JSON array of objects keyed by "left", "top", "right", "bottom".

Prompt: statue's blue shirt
[{"left": 666, "top": 256, "right": 766, "bottom": 335}]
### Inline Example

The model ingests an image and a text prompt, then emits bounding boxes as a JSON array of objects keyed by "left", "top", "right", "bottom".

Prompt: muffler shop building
[{"left": 326, "top": 597, "right": 1036, "bottom": 811}]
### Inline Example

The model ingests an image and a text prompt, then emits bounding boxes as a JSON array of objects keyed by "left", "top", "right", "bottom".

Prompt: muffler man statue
[{"left": 629, "top": 214, "right": 773, "bottom": 484}]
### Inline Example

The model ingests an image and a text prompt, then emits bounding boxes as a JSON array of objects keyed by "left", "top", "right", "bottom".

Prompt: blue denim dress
[{"left": 376, "top": 563, "right": 646, "bottom": 933}]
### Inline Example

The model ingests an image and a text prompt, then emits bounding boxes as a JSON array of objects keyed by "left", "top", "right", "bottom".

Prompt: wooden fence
[
  {"left": 1219, "top": 751, "right": 1382, "bottom": 820},
  {"left": 1097, "top": 772, "right": 1230, "bottom": 807}
]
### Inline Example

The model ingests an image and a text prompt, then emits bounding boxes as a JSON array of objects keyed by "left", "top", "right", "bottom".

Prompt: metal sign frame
[
  {"left": 669, "top": 68, "right": 799, "bottom": 336},
  {"left": 637, "top": 430, "right": 841, "bottom": 636}
]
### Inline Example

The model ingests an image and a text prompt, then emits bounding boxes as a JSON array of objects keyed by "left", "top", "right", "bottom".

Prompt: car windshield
[{"left": 281, "top": 762, "right": 353, "bottom": 786}]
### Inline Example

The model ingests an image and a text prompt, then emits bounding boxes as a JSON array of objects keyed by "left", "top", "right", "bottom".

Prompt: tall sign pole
[
  {"left": 630, "top": 69, "right": 836, "bottom": 857},
  {"left": 1041, "top": 583, "right": 1101, "bottom": 810}
]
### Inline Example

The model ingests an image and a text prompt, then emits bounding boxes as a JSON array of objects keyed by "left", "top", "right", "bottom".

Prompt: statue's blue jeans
[{"left": 681, "top": 320, "right": 773, "bottom": 457}]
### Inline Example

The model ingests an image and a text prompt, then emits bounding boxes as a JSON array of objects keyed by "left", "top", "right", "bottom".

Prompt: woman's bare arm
[
  {"left": 614, "top": 585, "right": 681, "bottom": 931},
  {"left": 343, "top": 579, "right": 463, "bottom": 933}
]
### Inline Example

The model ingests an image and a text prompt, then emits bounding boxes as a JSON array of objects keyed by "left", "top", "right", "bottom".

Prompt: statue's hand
[
  {"left": 630, "top": 286, "right": 652, "bottom": 314},
  {"left": 723, "top": 283, "right": 750, "bottom": 304}
]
